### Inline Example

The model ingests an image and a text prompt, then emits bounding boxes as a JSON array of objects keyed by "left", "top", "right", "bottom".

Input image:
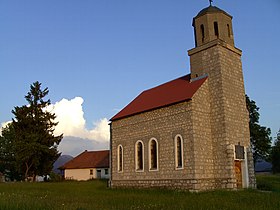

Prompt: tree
[
  {"left": 246, "top": 95, "right": 271, "bottom": 163},
  {"left": 271, "top": 130, "right": 280, "bottom": 173},
  {"left": 2, "top": 81, "right": 63, "bottom": 181},
  {"left": 0, "top": 123, "right": 21, "bottom": 181}
]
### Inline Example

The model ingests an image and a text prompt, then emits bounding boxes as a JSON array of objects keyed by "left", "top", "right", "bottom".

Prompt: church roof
[
  {"left": 59, "top": 150, "right": 109, "bottom": 169},
  {"left": 111, "top": 74, "right": 207, "bottom": 121},
  {"left": 195, "top": 5, "right": 232, "bottom": 19}
]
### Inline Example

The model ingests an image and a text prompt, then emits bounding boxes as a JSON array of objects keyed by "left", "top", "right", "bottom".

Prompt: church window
[
  {"left": 117, "top": 145, "right": 123, "bottom": 172},
  {"left": 227, "top": 24, "right": 231, "bottom": 37},
  {"left": 175, "top": 135, "right": 184, "bottom": 169},
  {"left": 200, "top": 24, "right": 205, "bottom": 43},
  {"left": 214, "top": 22, "right": 219, "bottom": 38},
  {"left": 149, "top": 138, "right": 158, "bottom": 171},
  {"left": 135, "top": 141, "right": 144, "bottom": 171}
]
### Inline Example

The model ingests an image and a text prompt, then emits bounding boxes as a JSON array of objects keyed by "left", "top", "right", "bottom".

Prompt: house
[
  {"left": 109, "top": 4, "right": 256, "bottom": 191},
  {"left": 59, "top": 150, "right": 109, "bottom": 181}
]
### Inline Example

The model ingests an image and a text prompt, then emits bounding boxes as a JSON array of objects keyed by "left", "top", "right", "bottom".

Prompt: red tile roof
[
  {"left": 60, "top": 150, "right": 109, "bottom": 169},
  {"left": 111, "top": 74, "right": 207, "bottom": 121}
]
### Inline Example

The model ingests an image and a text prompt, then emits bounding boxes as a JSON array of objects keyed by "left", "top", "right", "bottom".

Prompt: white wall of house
[{"left": 65, "top": 168, "right": 110, "bottom": 181}]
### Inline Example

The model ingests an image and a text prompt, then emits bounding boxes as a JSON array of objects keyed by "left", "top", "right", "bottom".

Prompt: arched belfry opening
[
  {"left": 200, "top": 24, "right": 205, "bottom": 43},
  {"left": 192, "top": 5, "right": 234, "bottom": 47}
]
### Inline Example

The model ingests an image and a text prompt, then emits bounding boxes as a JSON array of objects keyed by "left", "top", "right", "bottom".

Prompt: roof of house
[
  {"left": 111, "top": 74, "right": 207, "bottom": 121},
  {"left": 59, "top": 150, "right": 109, "bottom": 170}
]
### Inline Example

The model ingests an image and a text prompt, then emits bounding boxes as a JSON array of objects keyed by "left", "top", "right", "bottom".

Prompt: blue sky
[{"left": 0, "top": 0, "right": 280, "bottom": 154}]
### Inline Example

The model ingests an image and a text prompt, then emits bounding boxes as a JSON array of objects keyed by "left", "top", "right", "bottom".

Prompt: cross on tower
[{"left": 209, "top": 0, "right": 213, "bottom": 6}]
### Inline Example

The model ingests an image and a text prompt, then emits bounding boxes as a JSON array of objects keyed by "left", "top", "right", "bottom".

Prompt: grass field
[{"left": 0, "top": 175, "right": 280, "bottom": 210}]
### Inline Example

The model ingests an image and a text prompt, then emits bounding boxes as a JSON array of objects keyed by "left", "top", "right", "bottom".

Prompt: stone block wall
[
  {"left": 111, "top": 101, "right": 196, "bottom": 184},
  {"left": 189, "top": 39, "right": 255, "bottom": 188},
  {"left": 110, "top": 79, "right": 240, "bottom": 191}
]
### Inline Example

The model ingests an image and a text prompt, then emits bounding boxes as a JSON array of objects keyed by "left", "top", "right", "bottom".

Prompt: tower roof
[
  {"left": 195, "top": 5, "right": 232, "bottom": 19},
  {"left": 110, "top": 74, "right": 207, "bottom": 121}
]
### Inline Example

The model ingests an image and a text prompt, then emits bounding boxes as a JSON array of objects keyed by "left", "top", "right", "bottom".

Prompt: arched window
[
  {"left": 227, "top": 24, "right": 231, "bottom": 37},
  {"left": 175, "top": 135, "right": 184, "bottom": 169},
  {"left": 149, "top": 138, "right": 158, "bottom": 171},
  {"left": 135, "top": 141, "right": 144, "bottom": 171},
  {"left": 117, "top": 145, "right": 123, "bottom": 172},
  {"left": 200, "top": 24, "right": 205, "bottom": 43},
  {"left": 214, "top": 22, "right": 219, "bottom": 38}
]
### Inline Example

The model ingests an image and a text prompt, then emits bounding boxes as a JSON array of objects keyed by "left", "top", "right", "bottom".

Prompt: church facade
[{"left": 109, "top": 5, "right": 256, "bottom": 191}]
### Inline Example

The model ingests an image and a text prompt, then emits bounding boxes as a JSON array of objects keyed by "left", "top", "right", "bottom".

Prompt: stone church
[{"left": 109, "top": 4, "right": 256, "bottom": 191}]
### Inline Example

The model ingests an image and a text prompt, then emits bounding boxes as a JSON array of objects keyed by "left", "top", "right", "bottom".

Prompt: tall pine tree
[{"left": 5, "top": 81, "right": 63, "bottom": 181}]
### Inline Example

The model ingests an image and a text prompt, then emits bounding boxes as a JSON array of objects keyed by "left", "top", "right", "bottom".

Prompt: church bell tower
[
  {"left": 193, "top": 5, "right": 234, "bottom": 48},
  {"left": 188, "top": 3, "right": 256, "bottom": 189}
]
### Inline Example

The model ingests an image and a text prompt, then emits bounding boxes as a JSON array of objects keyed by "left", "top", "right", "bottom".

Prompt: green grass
[
  {"left": 0, "top": 175, "right": 280, "bottom": 210},
  {"left": 256, "top": 174, "right": 280, "bottom": 192}
]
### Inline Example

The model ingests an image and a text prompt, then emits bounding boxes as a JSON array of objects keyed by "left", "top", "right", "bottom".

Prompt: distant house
[
  {"left": 53, "top": 155, "right": 73, "bottom": 176},
  {"left": 59, "top": 150, "right": 109, "bottom": 181}
]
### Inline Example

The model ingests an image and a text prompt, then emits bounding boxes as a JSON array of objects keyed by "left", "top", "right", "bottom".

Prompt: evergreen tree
[
  {"left": 0, "top": 123, "right": 21, "bottom": 181},
  {"left": 246, "top": 95, "right": 271, "bottom": 163},
  {"left": 271, "top": 130, "right": 280, "bottom": 173},
  {"left": 2, "top": 81, "right": 63, "bottom": 181}
]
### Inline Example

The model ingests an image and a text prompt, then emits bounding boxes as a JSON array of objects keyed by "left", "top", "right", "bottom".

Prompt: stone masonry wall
[
  {"left": 111, "top": 101, "right": 196, "bottom": 184},
  {"left": 110, "top": 80, "right": 236, "bottom": 191},
  {"left": 189, "top": 40, "right": 254, "bottom": 189},
  {"left": 190, "top": 79, "right": 215, "bottom": 186}
]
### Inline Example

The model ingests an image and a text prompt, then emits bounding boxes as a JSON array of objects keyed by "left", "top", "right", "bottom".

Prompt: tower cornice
[{"left": 188, "top": 39, "right": 242, "bottom": 57}]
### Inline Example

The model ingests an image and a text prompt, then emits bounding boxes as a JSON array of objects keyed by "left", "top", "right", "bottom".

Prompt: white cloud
[
  {"left": 48, "top": 97, "right": 110, "bottom": 142},
  {"left": 1, "top": 97, "right": 110, "bottom": 156}
]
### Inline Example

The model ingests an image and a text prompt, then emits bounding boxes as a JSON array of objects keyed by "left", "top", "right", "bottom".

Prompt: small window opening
[
  {"left": 136, "top": 141, "right": 144, "bottom": 171},
  {"left": 90, "top": 169, "right": 93, "bottom": 175},
  {"left": 214, "top": 22, "right": 219, "bottom": 38},
  {"left": 149, "top": 139, "right": 158, "bottom": 170},
  {"left": 117, "top": 145, "right": 123, "bottom": 172},
  {"left": 200, "top": 24, "right": 205, "bottom": 43},
  {"left": 105, "top": 169, "right": 108, "bottom": 175},
  {"left": 175, "top": 136, "right": 183, "bottom": 169},
  {"left": 227, "top": 24, "right": 231, "bottom": 37}
]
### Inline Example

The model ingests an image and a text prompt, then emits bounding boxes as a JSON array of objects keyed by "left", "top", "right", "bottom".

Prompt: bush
[{"left": 49, "top": 172, "right": 63, "bottom": 182}]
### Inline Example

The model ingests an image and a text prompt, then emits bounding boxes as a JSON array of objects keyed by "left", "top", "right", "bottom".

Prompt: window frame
[
  {"left": 148, "top": 138, "right": 159, "bottom": 171},
  {"left": 174, "top": 134, "right": 184, "bottom": 170},
  {"left": 200, "top": 24, "right": 205, "bottom": 43},
  {"left": 135, "top": 140, "right": 144, "bottom": 172},
  {"left": 104, "top": 168, "right": 109, "bottom": 175},
  {"left": 90, "top": 169, "right": 93, "bottom": 175},
  {"left": 117, "top": 144, "right": 123, "bottom": 173},
  {"left": 227, "top": 24, "right": 231, "bottom": 38},
  {"left": 214, "top": 21, "right": 219, "bottom": 38}
]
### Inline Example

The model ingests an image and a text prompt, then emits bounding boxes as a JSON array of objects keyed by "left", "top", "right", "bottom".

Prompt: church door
[{"left": 234, "top": 160, "right": 242, "bottom": 188}]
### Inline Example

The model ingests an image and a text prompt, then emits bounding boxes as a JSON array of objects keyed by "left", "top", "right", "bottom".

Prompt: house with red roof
[
  {"left": 59, "top": 150, "right": 109, "bottom": 180},
  {"left": 109, "top": 4, "right": 255, "bottom": 191}
]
